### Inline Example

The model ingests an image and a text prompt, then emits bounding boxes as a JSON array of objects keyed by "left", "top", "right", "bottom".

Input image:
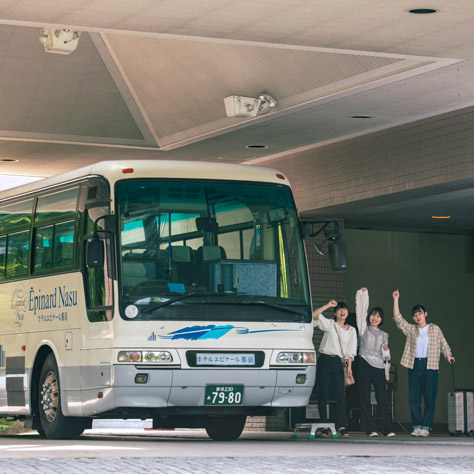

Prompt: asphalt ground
[{"left": 0, "top": 426, "right": 473, "bottom": 473}]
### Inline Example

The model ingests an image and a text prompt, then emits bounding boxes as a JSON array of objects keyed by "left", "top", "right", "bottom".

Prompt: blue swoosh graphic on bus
[{"left": 157, "top": 325, "right": 300, "bottom": 340}]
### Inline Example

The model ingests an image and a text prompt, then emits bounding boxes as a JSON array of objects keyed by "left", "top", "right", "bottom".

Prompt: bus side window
[
  {"left": 33, "top": 221, "right": 75, "bottom": 273},
  {"left": 0, "top": 235, "right": 6, "bottom": 279},
  {"left": 34, "top": 225, "right": 53, "bottom": 272},
  {"left": 53, "top": 221, "right": 75, "bottom": 268},
  {"left": 6, "top": 230, "right": 30, "bottom": 277}
]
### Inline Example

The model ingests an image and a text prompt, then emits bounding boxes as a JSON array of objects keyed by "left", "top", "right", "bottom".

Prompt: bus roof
[{"left": 0, "top": 160, "right": 290, "bottom": 202}]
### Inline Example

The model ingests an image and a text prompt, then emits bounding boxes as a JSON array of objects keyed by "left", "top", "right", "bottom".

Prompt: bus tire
[
  {"left": 205, "top": 415, "right": 246, "bottom": 441},
  {"left": 38, "top": 353, "right": 86, "bottom": 440}
]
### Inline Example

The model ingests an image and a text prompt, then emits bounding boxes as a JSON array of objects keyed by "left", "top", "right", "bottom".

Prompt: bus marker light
[
  {"left": 97, "top": 392, "right": 104, "bottom": 399},
  {"left": 135, "top": 374, "right": 148, "bottom": 384},
  {"left": 122, "top": 168, "right": 134, "bottom": 174},
  {"left": 296, "top": 374, "right": 306, "bottom": 384},
  {"left": 21, "top": 345, "right": 26, "bottom": 351}
]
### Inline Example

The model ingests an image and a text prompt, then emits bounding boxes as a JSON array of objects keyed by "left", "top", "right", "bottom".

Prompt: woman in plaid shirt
[{"left": 392, "top": 290, "right": 455, "bottom": 437}]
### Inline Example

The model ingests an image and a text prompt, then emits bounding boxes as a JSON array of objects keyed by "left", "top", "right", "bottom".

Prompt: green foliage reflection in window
[
  {"left": 0, "top": 200, "right": 33, "bottom": 230},
  {"left": 35, "top": 188, "right": 78, "bottom": 223},
  {"left": 6, "top": 231, "right": 30, "bottom": 277}
]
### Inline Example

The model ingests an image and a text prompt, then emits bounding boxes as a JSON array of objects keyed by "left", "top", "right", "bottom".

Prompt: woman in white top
[
  {"left": 313, "top": 300, "right": 357, "bottom": 437},
  {"left": 356, "top": 288, "right": 395, "bottom": 437}
]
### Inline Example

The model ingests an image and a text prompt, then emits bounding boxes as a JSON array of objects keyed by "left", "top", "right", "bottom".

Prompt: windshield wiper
[
  {"left": 236, "top": 300, "right": 307, "bottom": 317},
  {"left": 140, "top": 292, "right": 307, "bottom": 317},
  {"left": 141, "top": 291, "right": 226, "bottom": 315}
]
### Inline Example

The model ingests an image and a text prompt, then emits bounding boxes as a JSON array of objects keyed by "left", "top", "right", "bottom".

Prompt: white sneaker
[
  {"left": 411, "top": 428, "right": 421, "bottom": 436},
  {"left": 418, "top": 429, "right": 430, "bottom": 437},
  {"left": 385, "top": 432, "right": 396, "bottom": 437},
  {"left": 369, "top": 432, "right": 378, "bottom": 437}
]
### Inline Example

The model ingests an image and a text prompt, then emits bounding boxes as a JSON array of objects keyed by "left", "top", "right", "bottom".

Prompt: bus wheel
[
  {"left": 38, "top": 354, "right": 86, "bottom": 440},
  {"left": 205, "top": 415, "right": 246, "bottom": 441}
]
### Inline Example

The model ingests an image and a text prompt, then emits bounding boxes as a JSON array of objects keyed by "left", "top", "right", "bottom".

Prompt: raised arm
[
  {"left": 355, "top": 287, "right": 368, "bottom": 335},
  {"left": 392, "top": 289, "right": 400, "bottom": 316},
  {"left": 312, "top": 300, "right": 337, "bottom": 320},
  {"left": 392, "top": 289, "right": 411, "bottom": 335}
]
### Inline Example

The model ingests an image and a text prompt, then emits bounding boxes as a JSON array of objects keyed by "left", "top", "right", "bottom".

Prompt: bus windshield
[{"left": 116, "top": 179, "right": 310, "bottom": 322}]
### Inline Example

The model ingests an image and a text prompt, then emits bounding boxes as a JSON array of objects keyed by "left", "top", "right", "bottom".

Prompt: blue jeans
[{"left": 408, "top": 358, "right": 439, "bottom": 431}]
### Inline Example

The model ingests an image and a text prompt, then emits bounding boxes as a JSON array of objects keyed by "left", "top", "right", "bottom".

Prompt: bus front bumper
[{"left": 77, "top": 364, "right": 315, "bottom": 417}]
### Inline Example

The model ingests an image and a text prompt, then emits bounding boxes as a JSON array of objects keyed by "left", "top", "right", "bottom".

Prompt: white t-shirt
[{"left": 415, "top": 324, "right": 430, "bottom": 358}]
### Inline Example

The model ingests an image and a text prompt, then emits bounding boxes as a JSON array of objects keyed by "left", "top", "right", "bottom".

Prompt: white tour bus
[{"left": 0, "top": 160, "right": 315, "bottom": 440}]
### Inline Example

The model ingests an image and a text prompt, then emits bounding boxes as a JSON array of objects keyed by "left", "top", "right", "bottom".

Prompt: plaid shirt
[{"left": 393, "top": 313, "right": 452, "bottom": 370}]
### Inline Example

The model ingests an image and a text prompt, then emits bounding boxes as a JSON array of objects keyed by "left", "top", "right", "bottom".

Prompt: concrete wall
[{"left": 343, "top": 228, "right": 474, "bottom": 428}]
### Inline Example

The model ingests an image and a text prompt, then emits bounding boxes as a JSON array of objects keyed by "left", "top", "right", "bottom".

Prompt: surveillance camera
[{"left": 224, "top": 96, "right": 262, "bottom": 118}]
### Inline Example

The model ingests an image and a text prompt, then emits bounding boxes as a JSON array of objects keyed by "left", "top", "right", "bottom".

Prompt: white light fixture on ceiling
[
  {"left": 39, "top": 28, "right": 81, "bottom": 55},
  {"left": 224, "top": 93, "right": 277, "bottom": 118}
]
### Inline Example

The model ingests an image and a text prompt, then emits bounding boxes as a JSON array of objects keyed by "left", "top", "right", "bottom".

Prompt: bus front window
[{"left": 117, "top": 180, "right": 310, "bottom": 323}]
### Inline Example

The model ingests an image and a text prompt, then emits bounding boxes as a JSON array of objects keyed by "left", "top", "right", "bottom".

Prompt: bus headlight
[
  {"left": 117, "top": 351, "right": 173, "bottom": 363},
  {"left": 144, "top": 351, "right": 173, "bottom": 363},
  {"left": 118, "top": 351, "right": 142, "bottom": 362},
  {"left": 276, "top": 351, "right": 315, "bottom": 364}
]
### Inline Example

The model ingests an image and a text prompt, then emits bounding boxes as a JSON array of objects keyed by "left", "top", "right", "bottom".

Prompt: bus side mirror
[
  {"left": 86, "top": 234, "right": 104, "bottom": 268},
  {"left": 86, "top": 214, "right": 115, "bottom": 268}
]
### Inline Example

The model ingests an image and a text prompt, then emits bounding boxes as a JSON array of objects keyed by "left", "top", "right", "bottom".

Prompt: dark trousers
[
  {"left": 408, "top": 357, "right": 439, "bottom": 431},
  {"left": 317, "top": 353, "right": 346, "bottom": 429},
  {"left": 358, "top": 357, "right": 391, "bottom": 435}
]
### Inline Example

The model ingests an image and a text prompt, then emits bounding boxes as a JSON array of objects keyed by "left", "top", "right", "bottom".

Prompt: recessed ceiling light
[
  {"left": 246, "top": 145, "right": 268, "bottom": 149},
  {"left": 431, "top": 215, "right": 451, "bottom": 219},
  {"left": 408, "top": 8, "right": 439, "bottom": 14}
]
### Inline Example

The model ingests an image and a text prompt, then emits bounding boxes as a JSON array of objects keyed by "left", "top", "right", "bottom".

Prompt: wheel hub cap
[{"left": 41, "top": 371, "right": 58, "bottom": 422}]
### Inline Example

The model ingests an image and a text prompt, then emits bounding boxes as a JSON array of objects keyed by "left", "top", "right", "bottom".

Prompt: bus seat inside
[
  {"left": 195, "top": 245, "right": 227, "bottom": 288},
  {"left": 169, "top": 245, "right": 194, "bottom": 284}
]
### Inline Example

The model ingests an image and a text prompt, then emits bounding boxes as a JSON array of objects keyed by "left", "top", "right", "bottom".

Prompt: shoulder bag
[{"left": 335, "top": 324, "right": 355, "bottom": 387}]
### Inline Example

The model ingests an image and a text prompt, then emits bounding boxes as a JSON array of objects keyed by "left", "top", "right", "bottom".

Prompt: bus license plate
[{"left": 205, "top": 385, "right": 244, "bottom": 406}]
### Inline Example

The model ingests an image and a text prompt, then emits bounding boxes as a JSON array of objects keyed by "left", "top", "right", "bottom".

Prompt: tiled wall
[
  {"left": 305, "top": 234, "right": 345, "bottom": 299},
  {"left": 254, "top": 104, "right": 474, "bottom": 213}
]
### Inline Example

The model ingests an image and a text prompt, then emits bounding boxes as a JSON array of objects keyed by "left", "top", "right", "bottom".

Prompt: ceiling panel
[
  {"left": 104, "top": 33, "right": 456, "bottom": 149},
  {"left": 0, "top": 25, "right": 156, "bottom": 147}
]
